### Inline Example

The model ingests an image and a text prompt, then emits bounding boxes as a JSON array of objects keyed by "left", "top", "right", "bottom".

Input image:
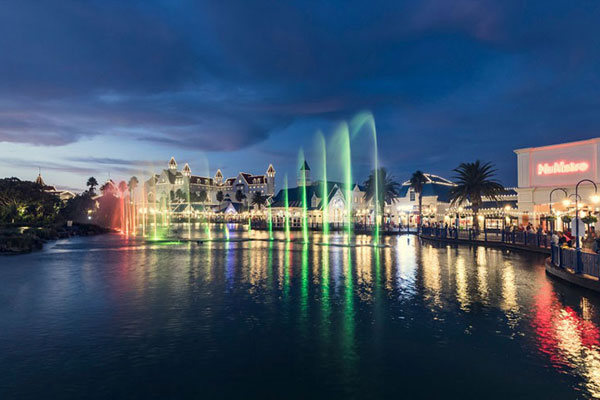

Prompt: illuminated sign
[{"left": 537, "top": 161, "right": 590, "bottom": 176}]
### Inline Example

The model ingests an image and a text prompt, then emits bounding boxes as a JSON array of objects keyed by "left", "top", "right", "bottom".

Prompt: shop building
[{"left": 515, "top": 138, "right": 600, "bottom": 229}]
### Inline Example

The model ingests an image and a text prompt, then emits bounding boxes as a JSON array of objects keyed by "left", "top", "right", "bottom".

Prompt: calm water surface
[{"left": 1, "top": 231, "right": 600, "bottom": 399}]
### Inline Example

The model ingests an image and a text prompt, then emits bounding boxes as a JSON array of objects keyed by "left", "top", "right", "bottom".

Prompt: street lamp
[
  {"left": 549, "top": 188, "right": 567, "bottom": 234},
  {"left": 575, "top": 179, "right": 599, "bottom": 273}
]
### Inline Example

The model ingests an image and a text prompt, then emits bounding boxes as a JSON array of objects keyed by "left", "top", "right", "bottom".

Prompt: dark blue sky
[{"left": 1, "top": 0, "right": 599, "bottom": 190}]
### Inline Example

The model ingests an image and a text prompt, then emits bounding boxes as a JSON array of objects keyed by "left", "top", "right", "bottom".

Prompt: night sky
[{"left": 1, "top": 1, "right": 599, "bottom": 191}]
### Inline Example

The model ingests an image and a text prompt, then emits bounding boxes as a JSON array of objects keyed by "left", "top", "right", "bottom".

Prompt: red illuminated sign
[{"left": 537, "top": 161, "right": 590, "bottom": 176}]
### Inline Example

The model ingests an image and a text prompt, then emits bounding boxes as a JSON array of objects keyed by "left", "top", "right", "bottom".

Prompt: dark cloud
[{"left": 1, "top": 0, "right": 600, "bottom": 184}]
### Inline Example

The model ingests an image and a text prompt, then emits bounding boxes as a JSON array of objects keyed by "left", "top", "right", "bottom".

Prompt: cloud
[{"left": 1, "top": 0, "right": 600, "bottom": 186}]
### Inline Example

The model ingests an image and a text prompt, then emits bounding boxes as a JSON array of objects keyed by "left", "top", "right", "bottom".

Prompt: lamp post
[
  {"left": 549, "top": 188, "right": 568, "bottom": 234},
  {"left": 575, "top": 179, "right": 600, "bottom": 273}
]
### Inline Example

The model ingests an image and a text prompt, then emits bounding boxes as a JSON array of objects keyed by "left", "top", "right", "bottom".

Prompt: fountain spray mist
[
  {"left": 284, "top": 174, "right": 291, "bottom": 242},
  {"left": 351, "top": 111, "right": 380, "bottom": 245},
  {"left": 268, "top": 204, "right": 273, "bottom": 240},
  {"left": 317, "top": 131, "right": 329, "bottom": 244},
  {"left": 299, "top": 149, "right": 309, "bottom": 244},
  {"left": 336, "top": 123, "right": 353, "bottom": 245}
]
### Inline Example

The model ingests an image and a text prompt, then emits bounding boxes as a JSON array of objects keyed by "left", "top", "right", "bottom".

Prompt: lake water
[{"left": 1, "top": 230, "right": 600, "bottom": 399}]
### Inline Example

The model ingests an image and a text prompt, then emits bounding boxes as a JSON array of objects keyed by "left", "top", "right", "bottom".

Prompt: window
[{"left": 409, "top": 190, "right": 415, "bottom": 202}]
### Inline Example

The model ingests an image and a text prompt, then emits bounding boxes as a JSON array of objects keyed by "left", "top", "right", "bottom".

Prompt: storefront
[{"left": 515, "top": 138, "right": 600, "bottom": 230}]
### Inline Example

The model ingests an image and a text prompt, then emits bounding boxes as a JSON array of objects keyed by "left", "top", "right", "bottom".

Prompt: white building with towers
[{"left": 145, "top": 157, "right": 276, "bottom": 209}]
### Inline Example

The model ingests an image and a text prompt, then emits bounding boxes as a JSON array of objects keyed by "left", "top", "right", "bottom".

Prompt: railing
[
  {"left": 420, "top": 226, "right": 552, "bottom": 251},
  {"left": 550, "top": 244, "right": 600, "bottom": 278}
]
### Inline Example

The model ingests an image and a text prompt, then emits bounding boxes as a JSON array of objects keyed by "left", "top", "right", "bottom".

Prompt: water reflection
[
  {"left": 533, "top": 280, "right": 600, "bottom": 397},
  {"left": 3, "top": 233, "right": 600, "bottom": 399}
]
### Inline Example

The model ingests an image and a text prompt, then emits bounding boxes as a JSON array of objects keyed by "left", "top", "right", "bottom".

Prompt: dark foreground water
[{"left": 1, "top": 231, "right": 600, "bottom": 399}]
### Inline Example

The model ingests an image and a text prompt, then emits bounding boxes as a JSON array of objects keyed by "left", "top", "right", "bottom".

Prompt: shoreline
[{"left": 0, "top": 223, "right": 112, "bottom": 255}]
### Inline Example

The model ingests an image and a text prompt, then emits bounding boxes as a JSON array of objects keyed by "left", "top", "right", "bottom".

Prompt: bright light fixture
[
  {"left": 562, "top": 199, "right": 571, "bottom": 207},
  {"left": 591, "top": 195, "right": 600, "bottom": 204}
]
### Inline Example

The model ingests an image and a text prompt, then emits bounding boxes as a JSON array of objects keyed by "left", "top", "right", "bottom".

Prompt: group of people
[{"left": 552, "top": 227, "right": 600, "bottom": 254}]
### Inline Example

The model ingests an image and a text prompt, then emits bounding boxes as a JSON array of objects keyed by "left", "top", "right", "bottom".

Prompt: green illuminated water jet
[
  {"left": 351, "top": 111, "right": 380, "bottom": 245},
  {"left": 317, "top": 131, "right": 329, "bottom": 244},
  {"left": 299, "top": 149, "right": 309, "bottom": 244},
  {"left": 284, "top": 175, "right": 291, "bottom": 242},
  {"left": 337, "top": 123, "right": 353, "bottom": 245},
  {"left": 267, "top": 204, "right": 273, "bottom": 240}
]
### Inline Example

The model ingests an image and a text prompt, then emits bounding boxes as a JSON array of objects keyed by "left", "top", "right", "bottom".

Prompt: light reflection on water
[{"left": 2, "top": 231, "right": 600, "bottom": 398}]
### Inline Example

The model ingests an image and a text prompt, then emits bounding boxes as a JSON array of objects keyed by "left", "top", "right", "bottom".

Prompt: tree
[
  {"left": 235, "top": 189, "right": 246, "bottom": 203},
  {"left": 128, "top": 176, "right": 138, "bottom": 194},
  {"left": 448, "top": 160, "right": 504, "bottom": 232},
  {"left": 363, "top": 167, "right": 401, "bottom": 225},
  {"left": 216, "top": 191, "right": 224, "bottom": 203},
  {"left": 0, "top": 177, "right": 60, "bottom": 224},
  {"left": 409, "top": 170, "right": 427, "bottom": 232},
  {"left": 175, "top": 189, "right": 185, "bottom": 201},
  {"left": 197, "top": 189, "right": 207, "bottom": 203},
  {"left": 86, "top": 177, "right": 98, "bottom": 195},
  {"left": 251, "top": 192, "right": 267, "bottom": 209}
]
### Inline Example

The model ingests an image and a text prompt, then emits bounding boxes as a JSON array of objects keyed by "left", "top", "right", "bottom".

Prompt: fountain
[
  {"left": 351, "top": 112, "right": 380, "bottom": 245},
  {"left": 333, "top": 123, "right": 353, "bottom": 245},
  {"left": 268, "top": 203, "right": 273, "bottom": 240},
  {"left": 284, "top": 175, "right": 291, "bottom": 242},
  {"left": 299, "top": 149, "right": 309, "bottom": 244},
  {"left": 318, "top": 132, "right": 329, "bottom": 244}
]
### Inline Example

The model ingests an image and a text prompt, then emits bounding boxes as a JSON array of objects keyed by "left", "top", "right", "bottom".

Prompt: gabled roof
[
  {"left": 300, "top": 161, "right": 310, "bottom": 171},
  {"left": 159, "top": 169, "right": 182, "bottom": 184},
  {"left": 267, "top": 164, "right": 276, "bottom": 174},
  {"left": 190, "top": 176, "right": 213, "bottom": 185},
  {"left": 399, "top": 182, "right": 454, "bottom": 203},
  {"left": 401, "top": 173, "right": 454, "bottom": 186},
  {"left": 399, "top": 173, "right": 455, "bottom": 203},
  {"left": 271, "top": 180, "right": 357, "bottom": 209}
]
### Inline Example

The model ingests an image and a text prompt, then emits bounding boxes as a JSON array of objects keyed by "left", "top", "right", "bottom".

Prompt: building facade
[
  {"left": 145, "top": 157, "right": 276, "bottom": 209},
  {"left": 515, "top": 138, "right": 600, "bottom": 228},
  {"left": 270, "top": 162, "right": 367, "bottom": 228}
]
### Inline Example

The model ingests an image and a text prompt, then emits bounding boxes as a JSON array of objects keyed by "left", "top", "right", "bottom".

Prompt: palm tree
[
  {"left": 86, "top": 177, "right": 98, "bottom": 195},
  {"left": 235, "top": 189, "right": 246, "bottom": 203},
  {"left": 363, "top": 168, "right": 401, "bottom": 226},
  {"left": 409, "top": 170, "right": 427, "bottom": 232},
  {"left": 449, "top": 160, "right": 504, "bottom": 232},
  {"left": 128, "top": 176, "right": 139, "bottom": 199},
  {"left": 251, "top": 192, "right": 266, "bottom": 209}
]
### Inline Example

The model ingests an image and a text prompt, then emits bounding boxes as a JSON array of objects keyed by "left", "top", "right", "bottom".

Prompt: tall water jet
[
  {"left": 317, "top": 131, "right": 329, "bottom": 244},
  {"left": 351, "top": 111, "right": 380, "bottom": 245},
  {"left": 186, "top": 181, "right": 192, "bottom": 240},
  {"left": 141, "top": 185, "right": 146, "bottom": 237},
  {"left": 268, "top": 203, "right": 273, "bottom": 240},
  {"left": 298, "top": 149, "right": 309, "bottom": 244},
  {"left": 153, "top": 189, "right": 158, "bottom": 239},
  {"left": 284, "top": 175, "right": 291, "bottom": 242},
  {"left": 335, "top": 123, "right": 353, "bottom": 245}
]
